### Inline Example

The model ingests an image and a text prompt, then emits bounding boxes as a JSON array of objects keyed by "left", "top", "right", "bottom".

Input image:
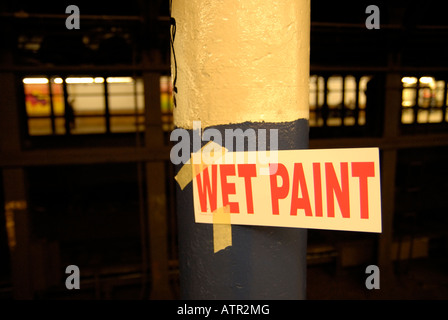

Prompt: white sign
[{"left": 191, "top": 147, "right": 382, "bottom": 233}]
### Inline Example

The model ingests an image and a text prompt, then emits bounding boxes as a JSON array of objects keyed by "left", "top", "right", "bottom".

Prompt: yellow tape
[
  {"left": 174, "top": 141, "right": 232, "bottom": 253},
  {"left": 213, "top": 205, "right": 232, "bottom": 253},
  {"left": 174, "top": 162, "right": 193, "bottom": 190},
  {"left": 174, "top": 141, "right": 227, "bottom": 190}
]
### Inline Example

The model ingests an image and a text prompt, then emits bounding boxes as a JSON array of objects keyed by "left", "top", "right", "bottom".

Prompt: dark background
[{"left": 1, "top": 0, "right": 448, "bottom": 299}]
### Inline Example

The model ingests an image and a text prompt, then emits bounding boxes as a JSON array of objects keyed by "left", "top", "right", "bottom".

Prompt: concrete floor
[
  {"left": 306, "top": 257, "right": 448, "bottom": 300},
  {"left": 2, "top": 256, "right": 447, "bottom": 300}
]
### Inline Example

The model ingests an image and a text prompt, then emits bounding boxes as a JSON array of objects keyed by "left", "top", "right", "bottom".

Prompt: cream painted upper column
[{"left": 171, "top": 0, "right": 310, "bottom": 129}]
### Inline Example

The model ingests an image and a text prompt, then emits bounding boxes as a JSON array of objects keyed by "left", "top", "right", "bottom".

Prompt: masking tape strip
[
  {"left": 174, "top": 162, "right": 193, "bottom": 190},
  {"left": 213, "top": 205, "right": 232, "bottom": 253},
  {"left": 174, "top": 141, "right": 231, "bottom": 253},
  {"left": 174, "top": 141, "right": 227, "bottom": 190},
  {"left": 191, "top": 156, "right": 233, "bottom": 252}
]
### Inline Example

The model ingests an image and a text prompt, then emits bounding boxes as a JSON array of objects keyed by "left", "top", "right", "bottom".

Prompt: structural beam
[{"left": 0, "top": 68, "right": 33, "bottom": 299}]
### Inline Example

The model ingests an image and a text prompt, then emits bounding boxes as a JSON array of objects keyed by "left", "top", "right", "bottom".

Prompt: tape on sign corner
[
  {"left": 174, "top": 162, "right": 192, "bottom": 190},
  {"left": 174, "top": 141, "right": 228, "bottom": 190},
  {"left": 213, "top": 205, "right": 232, "bottom": 253}
]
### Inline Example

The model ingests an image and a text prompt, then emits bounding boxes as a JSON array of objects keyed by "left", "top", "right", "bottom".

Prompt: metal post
[
  {"left": 171, "top": 0, "right": 310, "bottom": 299},
  {"left": 0, "top": 70, "right": 34, "bottom": 299},
  {"left": 143, "top": 66, "right": 173, "bottom": 299}
]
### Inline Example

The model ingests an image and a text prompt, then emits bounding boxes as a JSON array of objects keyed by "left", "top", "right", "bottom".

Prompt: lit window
[
  {"left": 309, "top": 74, "right": 371, "bottom": 128},
  {"left": 107, "top": 77, "right": 144, "bottom": 133},
  {"left": 160, "top": 76, "right": 174, "bottom": 132},
  {"left": 24, "top": 77, "right": 52, "bottom": 135},
  {"left": 23, "top": 75, "right": 173, "bottom": 137},
  {"left": 65, "top": 77, "right": 106, "bottom": 134},
  {"left": 401, "top": 76, "right": 447, "bottom": 125}
]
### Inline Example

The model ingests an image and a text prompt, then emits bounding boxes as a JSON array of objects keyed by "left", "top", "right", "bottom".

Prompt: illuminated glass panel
[
  {"left": 401, "top": 76, "right": 447, "bottom": 125},
  {"left": 108, "top": 77, "right": 144, "bottom": 114},
  {"left": 23, "top": 77, "right": 51, "bottom": 117}
]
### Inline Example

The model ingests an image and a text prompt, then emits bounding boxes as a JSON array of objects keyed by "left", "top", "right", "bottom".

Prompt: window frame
[{"left": 22, "top": 75, "right": 147, "bottom": 137}]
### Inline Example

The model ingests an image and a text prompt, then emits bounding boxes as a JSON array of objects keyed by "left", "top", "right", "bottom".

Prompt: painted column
[{"left": 171, "top": 0, "right": 310, "bottom": 299}]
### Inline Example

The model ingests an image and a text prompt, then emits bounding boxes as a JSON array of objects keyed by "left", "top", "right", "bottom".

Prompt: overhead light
[
  {"left": 65, "top": 77, "right": 94, "bottom": 84},
  {"left": 419, "top": 76, "right": 434, "bottom": 84},
  {"left": 401, "top": 77, "right": 417, "bottom": 85},
  {"left": 24, "top": 76, "right": 134, "bottom": 85},
  {"left": 23, "top": 78, "right": 48, "bottom": 84},
  {"left": 106, "top": 77, "right": 133, "bottom": 83}
]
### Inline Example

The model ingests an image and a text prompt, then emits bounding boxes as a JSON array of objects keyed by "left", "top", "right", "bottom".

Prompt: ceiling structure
[{"left": 0, "top": 1, "right": 447, "bottom": 69}]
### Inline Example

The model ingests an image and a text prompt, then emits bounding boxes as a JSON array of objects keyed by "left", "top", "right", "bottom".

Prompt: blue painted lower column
[{"left": 174, "top": 119, "right": 308, "bottom": 299}]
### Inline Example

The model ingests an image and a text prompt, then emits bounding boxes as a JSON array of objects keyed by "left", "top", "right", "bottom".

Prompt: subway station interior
[{"left": 1, "top": 0, "right": 448, "bottom": 300}]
